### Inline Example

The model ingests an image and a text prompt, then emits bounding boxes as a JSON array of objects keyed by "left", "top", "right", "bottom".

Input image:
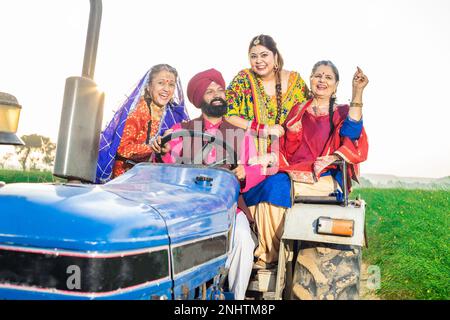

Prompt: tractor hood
[
  {"left": 0, "top": 164, "right": 240, "bottom": 251},
  {"left": 0, "top": 180, "right": 172, "bottom": 298},
  {"left": 103, "top": 164, "right": 240, "bottom": 245},
  {"left": 0, "top": 182, "right": 169, "bottom": 252},
  {"left": 0, "top": 164, "right": 239, "bottom": 298}
]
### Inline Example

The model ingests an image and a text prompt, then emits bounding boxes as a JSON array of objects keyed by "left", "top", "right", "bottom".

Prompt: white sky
[{"left": 1, "top": 0, "right": 449, "bottom": 178}]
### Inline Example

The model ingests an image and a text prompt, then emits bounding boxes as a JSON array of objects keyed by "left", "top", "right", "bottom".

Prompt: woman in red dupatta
[{"left": 245, "top": 61, "right": 369, "bottom": 268}]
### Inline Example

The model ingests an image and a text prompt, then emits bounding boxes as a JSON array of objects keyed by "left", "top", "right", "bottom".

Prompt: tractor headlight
[{"left": 0, "top": 92, "right": 24, "bottom": 145}]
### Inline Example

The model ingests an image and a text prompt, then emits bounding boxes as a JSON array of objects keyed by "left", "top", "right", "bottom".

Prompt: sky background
[{"left": 1, "top": 0, "right": 449, "bottom": 178}]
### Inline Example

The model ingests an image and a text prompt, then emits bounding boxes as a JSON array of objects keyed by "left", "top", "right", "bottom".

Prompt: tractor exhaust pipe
[
  {"left": 53, "top": 0, "right": 104, "bottom": 182},
  {"left": 82, "top": 0, "right": 102, "bottom": 79}
]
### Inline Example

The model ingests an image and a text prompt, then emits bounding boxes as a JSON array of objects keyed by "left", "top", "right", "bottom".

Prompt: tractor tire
[{"left": 289, "top": 241, "right": 362, "bottom": 300}]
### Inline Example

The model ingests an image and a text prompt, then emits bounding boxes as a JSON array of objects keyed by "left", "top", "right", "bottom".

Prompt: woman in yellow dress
[{"left": 226, "top": 34, "right": 309, "bottom": 154}]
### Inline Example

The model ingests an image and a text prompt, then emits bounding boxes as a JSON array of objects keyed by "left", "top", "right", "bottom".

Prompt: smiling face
[
  {"left": 249, "top": 45, "right": 277, "bottom": 78},
  {"left": 203, "top": 81, "right": 226, "bottom": 105},
  {"left": 310, "top": 64, "right": 339, "bottom": 100},
  {"left": 200, "top": 81, "right": 227, "bottom": 118},
  {"left": 148, "top": 70, "right": 176, "bottom": 107}
]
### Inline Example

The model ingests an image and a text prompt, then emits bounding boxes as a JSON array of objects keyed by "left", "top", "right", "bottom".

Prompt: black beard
[{"left": 200, "top": 98, "right": 228, "bottom": 118}]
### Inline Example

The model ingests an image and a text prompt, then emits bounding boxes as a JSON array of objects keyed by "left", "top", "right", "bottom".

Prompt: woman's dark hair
[
  {"left": 248, "top": 34, "right": 284, "bottom": 71},
  {"left": 249, "top": 34, "right": 284, "bottom": 124},
  {"left": 144, "top": 64, "right": 178, "bottom": 106},
  {"left": 311, "top": 60, "right": 340, "bottom": 134}
]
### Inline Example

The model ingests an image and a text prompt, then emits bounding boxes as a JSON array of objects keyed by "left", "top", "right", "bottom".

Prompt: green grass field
[
  {"left": 1, "top": 169, "right": 449, "bottom": 300},
  {"left": 355, "top": 188, "right": 449, "bottom": 300},
  {"left": 0, "top": 169, "right": 58, "bottom": 183}
]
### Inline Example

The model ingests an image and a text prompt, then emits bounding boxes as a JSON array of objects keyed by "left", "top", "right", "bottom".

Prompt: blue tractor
[
  {"left": 0, "top": 0, "right": 240, "bottom": 300},
  {"left": 0, "top": 163, "right": 239, "bottom": 300},
  {"left": 0, "top": 0, "right": 367, "bottom": 300}
]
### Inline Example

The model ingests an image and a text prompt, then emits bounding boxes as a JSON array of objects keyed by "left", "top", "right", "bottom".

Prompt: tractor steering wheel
[{"left": 156, "top": 129, "right": 239, "bottom": 170}]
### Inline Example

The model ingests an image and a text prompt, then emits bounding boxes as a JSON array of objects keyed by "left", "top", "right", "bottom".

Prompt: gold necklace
[
  {"left": 311, "top": 103, "right": 329, "bottom": 116},
  {"left": 150, "top": 102, "right": 164, "bottom": 120}
]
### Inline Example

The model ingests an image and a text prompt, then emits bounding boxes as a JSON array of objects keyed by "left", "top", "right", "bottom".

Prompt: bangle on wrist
[
  {"left": 350, "top": 102, "right": 363, "bottom": 108},
  {"left": 250, "top": 120, "right": 258, "bottom": 133},
  {"left": 258, "top": 124, "right": 266, "bottom": 136}
]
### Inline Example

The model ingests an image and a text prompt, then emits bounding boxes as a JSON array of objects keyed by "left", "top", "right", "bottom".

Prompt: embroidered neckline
[{"left": 253, "top": 71, "right": 297, "bottom": 105}]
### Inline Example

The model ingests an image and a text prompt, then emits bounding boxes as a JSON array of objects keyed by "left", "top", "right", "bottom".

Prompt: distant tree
[
  {"left": 14, "top": 134, "right": 56, "bottom": 171},
  {"left": 28, "top": 152, "right": 40, "bottom": 170},
  {"left": 41, "top": 137, "right": 56, "bottom": 167},
  {"left": 0, "top": 153, "right": 13, "bottom": 169},
  {"left": 15, "top": 134, "right": 40, "bottom": 170}
]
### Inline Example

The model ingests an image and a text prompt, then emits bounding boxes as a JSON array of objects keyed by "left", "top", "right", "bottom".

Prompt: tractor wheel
[{"left": 289, "top": 241, "right": 362, "bottom": 300}]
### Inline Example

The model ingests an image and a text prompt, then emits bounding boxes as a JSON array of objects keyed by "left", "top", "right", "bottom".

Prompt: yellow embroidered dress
[{"left": 226, "top": 68, "right": 308, "bottom": 152}]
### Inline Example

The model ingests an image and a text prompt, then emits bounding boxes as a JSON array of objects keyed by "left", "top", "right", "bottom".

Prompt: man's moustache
[{"left": 210, "top": 97, "right": 227, "bottom": 106}]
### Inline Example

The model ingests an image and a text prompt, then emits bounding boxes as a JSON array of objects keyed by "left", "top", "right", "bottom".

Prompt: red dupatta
[{"left": 276, "top": 99, "right": 369, "bottom": 189}]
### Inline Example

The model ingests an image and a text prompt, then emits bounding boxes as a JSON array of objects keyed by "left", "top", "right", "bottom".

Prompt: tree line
[{"left": 0, "top": 134, "right": 56, "bottom": 171}]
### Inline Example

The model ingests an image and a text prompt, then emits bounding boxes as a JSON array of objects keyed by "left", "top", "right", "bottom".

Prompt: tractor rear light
[{"left": 316, "top": 217, "right": 354, "bottom": 237}]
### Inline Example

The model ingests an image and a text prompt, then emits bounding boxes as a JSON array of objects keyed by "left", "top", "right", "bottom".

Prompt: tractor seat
[{"left": 293, "top": 160, "right": 349, "bottom": 206}]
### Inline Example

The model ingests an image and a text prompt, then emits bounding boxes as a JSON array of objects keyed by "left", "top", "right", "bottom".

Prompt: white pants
[{"left": 225, "top": 212, "right": 256, "bottom": 300}]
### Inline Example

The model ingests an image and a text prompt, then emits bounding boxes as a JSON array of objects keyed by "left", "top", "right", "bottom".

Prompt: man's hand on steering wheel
[{"left": 154, "top": 129, "right": 239, "bottom": 170}]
